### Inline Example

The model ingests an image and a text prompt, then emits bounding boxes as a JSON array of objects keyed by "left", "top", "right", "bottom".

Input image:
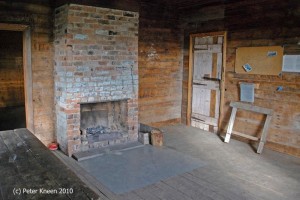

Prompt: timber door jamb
[{"left": 187, "top": 31, "right": 227, "bottom": 131}]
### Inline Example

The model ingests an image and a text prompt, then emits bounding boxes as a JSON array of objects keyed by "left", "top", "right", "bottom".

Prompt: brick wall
[
  {"left": 0, "top": 1, "right": 55, "bottom": 145},
  {"left": 54, "top": 4, "right": 139, "bottom": 156},
  {"left": 138, "top": 2, "right": 183, "bottom": 127},
  {"left": 180, "top": 0, "right": 300, "bottom": 157}
]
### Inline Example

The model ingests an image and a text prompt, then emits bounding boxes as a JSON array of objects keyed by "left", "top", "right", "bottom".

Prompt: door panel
[
  {"left": 191, "top": 35, "right": 223, "bottom": 133},
  {"left": 193, "top": 52, "right": 212, "bottom": 81}
]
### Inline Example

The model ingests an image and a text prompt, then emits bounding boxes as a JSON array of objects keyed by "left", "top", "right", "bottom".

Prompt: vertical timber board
[
  {"left": 224, "top": 107, "right": 238, "bottom": 143},
  {"left": 23, "top": 27, "right": 34, "bottom": 133},
  {"left": 210, "top": 50, "right": 218, "bottom": 119},
  {"left": 187, "top": 36, "right": 194, "bottom": 126},
  {"left": 218, "top": 32, "right": 227, "bottom": 130},
  {"left": 217, "top": 52, "right": 222, "bottom": 80},
  {"left": 215, "top": 90, "right": 220, "bottom": 120}
]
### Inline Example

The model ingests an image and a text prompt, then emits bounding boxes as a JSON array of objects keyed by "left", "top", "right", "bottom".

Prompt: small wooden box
[{"left": 150, "top": 130, "right": 163, "bottom": 146}]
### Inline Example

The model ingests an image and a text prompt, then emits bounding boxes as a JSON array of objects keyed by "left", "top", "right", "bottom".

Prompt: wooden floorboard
[
  {"left": 162, "top": 175, "right": 214, "bottom": 200},
  {"left": 116, "top": 192, "right": 144, "bottom": 200},
  {"left": 154, "top": 181, "right": 193, "bottom": 200},
  {"left": 183, "top": 171, "right": 243, "bottom": 200},
  {"left": 133, "top": 186, "right": 163, "bottom": 200},
  {"left": 188, "top": 167, "right": 282, "bottom": 200},
  {"left": 136, "top": 185, "right": 166, "bottom": 200}
]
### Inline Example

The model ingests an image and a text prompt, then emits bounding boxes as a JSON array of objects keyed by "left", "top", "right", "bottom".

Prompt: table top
[{"left": 0, "top": 128, "right": 99, "bottom": 200}]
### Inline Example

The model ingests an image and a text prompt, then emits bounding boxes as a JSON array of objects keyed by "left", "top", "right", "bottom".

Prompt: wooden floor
[
  {"left": 1, "top": 126, "right": 300, "bottom": 200},
  {"left": 56, "top": 125, "right": 300, "bottom": 200},
  {"left": 0, "top": 129, "right": 98, "bottom": 200}
]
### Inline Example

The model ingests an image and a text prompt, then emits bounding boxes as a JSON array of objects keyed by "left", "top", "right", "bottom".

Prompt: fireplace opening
[{"left": 80, "top": 100, "right": 129, "bottom": 148}]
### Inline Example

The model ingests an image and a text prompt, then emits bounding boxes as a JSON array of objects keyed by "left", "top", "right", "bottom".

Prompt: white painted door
[{"left": 191, "top": 35, "right": 223, "bottom": 132}]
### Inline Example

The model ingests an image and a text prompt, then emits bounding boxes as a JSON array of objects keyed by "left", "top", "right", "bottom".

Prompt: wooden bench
[{"left": 224, "top": 101, "right": 273, "bottom": 154}]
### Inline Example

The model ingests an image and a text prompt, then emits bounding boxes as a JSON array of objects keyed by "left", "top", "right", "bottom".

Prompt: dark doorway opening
[{"left": 0, "top": 30, "right": 26, "bottom": 130}]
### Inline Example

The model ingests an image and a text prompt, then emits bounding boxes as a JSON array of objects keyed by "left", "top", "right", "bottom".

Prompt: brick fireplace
[{"left": 54, "top": 4, "right": 139, "bottom": 156}]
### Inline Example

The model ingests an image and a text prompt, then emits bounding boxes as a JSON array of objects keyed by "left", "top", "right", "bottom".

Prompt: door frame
[
  {"left": 0, "top": 23, "right": 34, "bottom": 132},
  {"left": 187, "top": 31, "right": 227, "bottom": 130}
]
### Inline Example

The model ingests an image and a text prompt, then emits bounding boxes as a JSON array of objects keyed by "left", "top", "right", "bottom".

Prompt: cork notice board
[{"left": 235, "top": 46, "right": 283, "bottom": 75}]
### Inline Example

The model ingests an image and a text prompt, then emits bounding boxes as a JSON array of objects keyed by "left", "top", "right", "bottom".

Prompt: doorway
[
  {"left": 0, "top": 23, "right": 34, "bottom": 132},
  {"left": 187, "top": 32, "right": 226, "bottom": 133},
  {"left": 0, "top": 30, "right": 25, "bottom": 130}
]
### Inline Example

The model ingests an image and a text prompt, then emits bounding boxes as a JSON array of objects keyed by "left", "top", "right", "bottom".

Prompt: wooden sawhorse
[{"left": 224, "top": 101, "right": 273, "bottom": 154}]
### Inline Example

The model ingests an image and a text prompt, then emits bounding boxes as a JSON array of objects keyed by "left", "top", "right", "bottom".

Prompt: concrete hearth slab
[{"left": 78, "top": 144, "right": 206, "bottom": 194}]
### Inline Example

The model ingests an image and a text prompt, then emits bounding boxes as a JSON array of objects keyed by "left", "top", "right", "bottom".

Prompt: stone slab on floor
[{"left": 78, "top": 144, "right": 206, "bottom": 194}]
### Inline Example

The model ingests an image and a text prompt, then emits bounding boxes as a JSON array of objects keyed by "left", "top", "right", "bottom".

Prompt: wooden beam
[
  {"left": 194, "top": 44, "right": 222, "bottom": 53},
  {"left": 190, "top": 31, "right": 227, "bottom": 38},
  {"left": 224, "top": 107, "right": 237, "bottom": 143},
  {"left": 23, "top": 27, "right": 34, "bottom": 133},
  {"left": 232, "top": 131, "right": 259, "bottom": 141},
  {"left": 257, "top": 115, "right": 272, "bottom": 154},
  {"left": 230, "top": 102, "right": 273, "bottom": 115},
  {"left": 0, "top": 23, "right": 28, "bottom": 31},
  {"left": 218, "top": 31, "right": 227, "bottom": 130},
  {"left": 187, "top": 35, "right": 194, "bottom": 126}
]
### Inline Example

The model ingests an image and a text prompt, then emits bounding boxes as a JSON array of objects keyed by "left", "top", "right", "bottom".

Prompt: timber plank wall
[
  {"left": 181, "top": 0, "right": 300, "bottom": 157},
  {"left": 138, "top": 1, "right": 183, "bottom": 127}
]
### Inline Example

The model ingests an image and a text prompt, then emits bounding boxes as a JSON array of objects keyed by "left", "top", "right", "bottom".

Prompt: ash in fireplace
[
  {"left": 83, "top": 125, "right": 125, "bottom": 143},
  {"left": 82, "top": 125, "right": 126, "bottom": 144},
  {"left": 86, "top": 126, "right": 110, "bottom": 135}
]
